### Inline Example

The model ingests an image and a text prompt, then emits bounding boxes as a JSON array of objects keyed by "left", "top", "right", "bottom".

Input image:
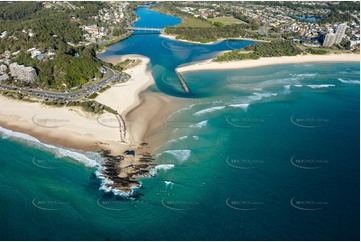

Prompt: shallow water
[{"left": 0, "top": 6, "right": 359, "bottom": 241}]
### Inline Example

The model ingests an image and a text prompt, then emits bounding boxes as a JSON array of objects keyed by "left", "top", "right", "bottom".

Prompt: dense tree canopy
[
  {"left": 215, "top": 40, "right": 302, "bottom": 62},
  {"left": 165, "top": 24, "right": 260, "bottom": 43},
  {"left": 0, "top": 2, "right": 108, "bottom": 90}
]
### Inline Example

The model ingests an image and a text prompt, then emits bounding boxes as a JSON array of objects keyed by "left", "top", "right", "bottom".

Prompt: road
[{"left": 0, "top": 67, "right": 129, "bottom": 101}]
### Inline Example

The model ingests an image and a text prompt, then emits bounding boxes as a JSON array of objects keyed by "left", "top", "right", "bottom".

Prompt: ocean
[{"left": 0, "top": 5, "right": 359, "bottom": 241}]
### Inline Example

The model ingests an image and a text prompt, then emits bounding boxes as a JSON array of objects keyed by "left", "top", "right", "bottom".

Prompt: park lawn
[
  {"left": 209, "top": 16, "right": 246, "bottom": 25},
  {"left": 176, "top": 15, "right": 214, "bottom": 28}
]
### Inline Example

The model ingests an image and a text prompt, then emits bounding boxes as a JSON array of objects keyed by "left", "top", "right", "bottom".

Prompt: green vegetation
[
  {"left": 0, "top": 89, "right": 117, "bottom": 115},
  {"left": 151, "top": 3, "right": 264, "bottom": 43},
  {"left": 150, "top": 3, "right": 214, "bottom": 28},
  {"left": 12, "top": 46, "right": 103, "bottom": 90},
  {"left": 0, "top": 2, "right": 43, "bottom": 21},
  {"left": 213, "top": 22, "right": 224, "bottom": 28},
  {"left": 115, "top": 58, "right": 141, "bottom": 70},
  {"left": 0, "top": 2, "right": 131, "bottom": 91},
  {"left": 88, "top": 93, "right": 99, "bottom": 99},
  {"left": 99, "top": 85, "right": 111, "bottom": 93},
  {"left": 0, "top": 90, "right": 32, "bottom": 101},
  {"left": 215, "top": 40, "right": 302, "bottom": 62},
  {"left": 165, "top": 24, "right": 260, "bottom": 43},
  {"left": 45, "top": 99, "right": 117, "bottom": 114},
  {"left": 102, "top": 32, "right": 132, "bottom": 48},
  {"left": 305, "top": 48, "right": 328, "bottom": 55},
  {"left": 209, "top": 17, "right": 245, "bottom": 26},
  {"left": 0, "top": 2, "right": 106, "bottom": 51},
  {"left": 252, "top": 1, "right": 359, "bottom": 24}
]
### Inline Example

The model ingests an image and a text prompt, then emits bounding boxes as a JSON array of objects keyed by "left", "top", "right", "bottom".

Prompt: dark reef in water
[{"left": 96, "top": 143, "right": 156, "bottom": 195}]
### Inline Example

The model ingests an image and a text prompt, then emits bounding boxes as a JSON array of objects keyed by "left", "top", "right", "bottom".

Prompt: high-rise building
[
  {"left": 334, "top": 23, "right": 347, "bottom": 45},
  {"left": 9, "top": 63, "right": 37, "bottom": 83},
  {"left": 323, "top": 33, "right": 336, "bottom": 47},
  {"left": 0, "top": 64, "right": 7, "bottom": 74}
]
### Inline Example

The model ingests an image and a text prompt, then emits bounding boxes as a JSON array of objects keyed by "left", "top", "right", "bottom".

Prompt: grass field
[
  {"left": 150, "top": 5, "right": 214, "bottom": 28},
  {"left": 177, "top": 15, "right": 214, "bottom": 28},
  {"left": 208, "top": 16, "right": 246, "bottom": 26}
]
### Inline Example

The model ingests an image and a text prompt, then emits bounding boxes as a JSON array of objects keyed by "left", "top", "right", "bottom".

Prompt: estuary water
[{"left": 0, "top": 6, "right": 359, "bottom": 241}]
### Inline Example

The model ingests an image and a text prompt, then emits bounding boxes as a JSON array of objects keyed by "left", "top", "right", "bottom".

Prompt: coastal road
[{"left": 0, "top": 67, "right": 127, "bottom": 101}]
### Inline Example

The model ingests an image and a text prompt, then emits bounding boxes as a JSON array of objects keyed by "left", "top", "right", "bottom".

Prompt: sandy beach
[
  {"left": 177, "top": 53, "right": 360, "bottom": 73},
  {"left": 0, "top": 54, "right": 157, "bottom": 156},
  {"left": 96, "top": 55, "right": 154, "bottom": 118},
  {"left": 0, "top": 96, "right": 125, "bottom": 153}
]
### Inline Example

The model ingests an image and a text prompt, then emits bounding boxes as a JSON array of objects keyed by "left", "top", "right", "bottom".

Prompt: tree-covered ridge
[
  {"left": 0, "top": 2, "right": 114, "bottom": 90},
  {"left": 152, "top": 2, "right": 262, "bottom": 43},
  {"left": 0, "top": 2, "right": 107, "bottom": 52},
  {"left": 0, "top": 2, "right": 43, "bottom": 21},
  {"left": 214, "top": 41, "right": 302, "bottom": 62},
  {"left": 165, "top": 24, "right": 261, "bottom": 43},
  {"left": 8, "top": 45, "right": 102, "bottom": 90}
]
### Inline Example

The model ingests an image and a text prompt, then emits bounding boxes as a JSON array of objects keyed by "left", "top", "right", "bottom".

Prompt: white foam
[
  {"left": 0, "top": 127, "right": 100, "bottom": 167},
  {"left": 249, "top": 92, "right": 278, "bottom": 101},
  {"left": 212, "top": 100, "right": 224, "bottom": 104},
  {"left": 172, "top": 104, "right": 195, "bottom": 116},
  {"left": 189, "top": 120, "right": 208, "bottom": 128},
  {"left": 283, "top": 85, "right": 291, "bottom": 94},
  {"left": 96, "top": 168, "right": 140, "bottom": 197},
  {"left": 193, "top": 106, "right": 226, "bottom": 116},
  {"left": 164, "top": 181, "right": 173, "bottom": 186},
  {"left": 153, "top": 135, "right": 190, "bottom": 153},
  {"left": 338, "top": 78, "right": 360, "bottom": 84},
  {"left": 307, "top": 84, "right": 335, "bottom": 89},
  {"left": 0, "top": 126, "right": 40, "bottom": 142},
  {"left": 264, "top": 77, "right": 300, "bottom": 85},
  {"left": 154, "top": 149, "right": 191, "bottom": 163},
  {"left": 294, "top": 84, "right": 303, "bottom": 87},
  {"left": 229, "top": 103, "right": 249, "bottom": 111},
  {"left": 291, "top": 73, "right": 317, "bottom": 77},
  {"left": 149, "top": 164, "right": 175, "bottom": 176},
  {"left": 162, "top": 150, "right": 191, "bottom": 162},
  {"left": 192, "top": 136, "right": 199, "bottom": 140}
]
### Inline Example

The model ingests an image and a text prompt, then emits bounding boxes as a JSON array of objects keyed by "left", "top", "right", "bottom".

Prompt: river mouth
[{"left": 1, "top": 3, "right": 359, "bottom": 241}]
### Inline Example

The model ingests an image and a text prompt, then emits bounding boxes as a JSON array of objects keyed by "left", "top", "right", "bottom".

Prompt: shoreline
[
  {"left": 177, "top": 53, "right": 360, "bottom": 73},
  {"left": 0, "top": 54, "right": 156, "bottom": 156},
  {"left": 0, "top": 96, "right": 127, "bottom": 154},
  {"left": 96, "top": 54, "right": 154, "bottom": 119},
  {"left": 0, "top": 53, "right": 168, "bottom": 196}
]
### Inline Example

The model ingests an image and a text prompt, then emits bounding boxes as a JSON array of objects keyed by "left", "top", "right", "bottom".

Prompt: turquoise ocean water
[{"left": 0, "top": 6, "right": 359, "bottom": 240}]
